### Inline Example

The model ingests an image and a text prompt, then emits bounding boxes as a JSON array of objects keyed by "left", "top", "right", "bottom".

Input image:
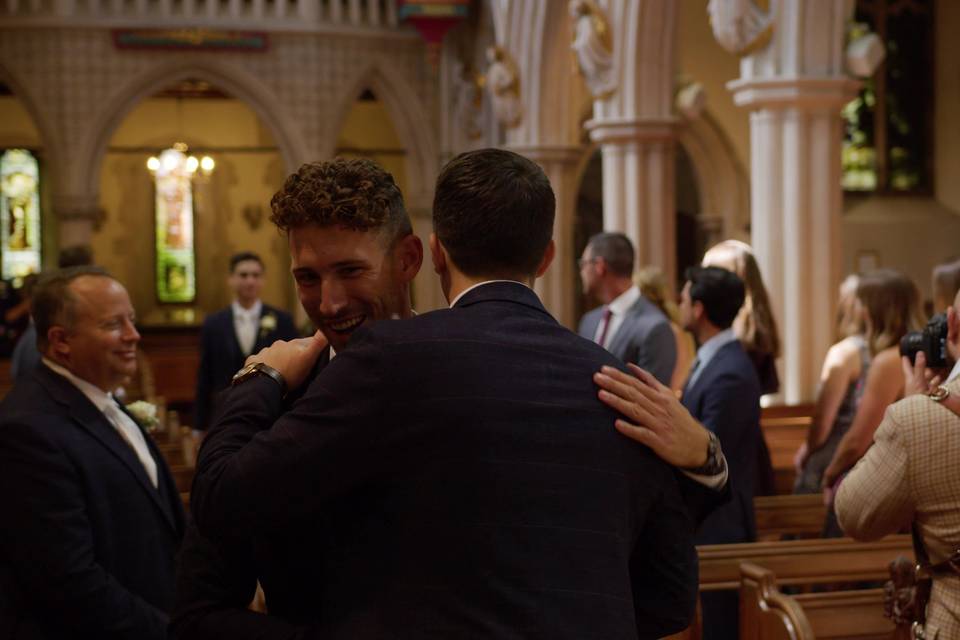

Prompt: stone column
[
  {"left": 53, "top": 193, "right": 102, "bottom": 250},
  {"left": 519, "top": 146, "right": 583, "bottom": 329},
  {"left": 585, "top": 0, "right": 680, "bottom": 284},
  {"left": 719, "top": 0, "right": 860, "bottom": 402}
]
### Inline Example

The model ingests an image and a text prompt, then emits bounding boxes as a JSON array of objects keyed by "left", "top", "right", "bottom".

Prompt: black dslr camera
[{"left": 899, "top": 313, "right": 950, "bottom": 367}]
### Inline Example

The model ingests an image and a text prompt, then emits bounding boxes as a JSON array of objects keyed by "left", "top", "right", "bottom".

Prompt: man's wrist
[
  {"left": 683, "top": 430, "right": 724, "bottom": 475},
  {"left": 232, "top": 361, "right": 287, "bottom": 395}
]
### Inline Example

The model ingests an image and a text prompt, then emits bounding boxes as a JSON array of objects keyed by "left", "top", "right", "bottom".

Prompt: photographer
[{"left": 834, "top": 290, "right": 960, "bottom": 638}]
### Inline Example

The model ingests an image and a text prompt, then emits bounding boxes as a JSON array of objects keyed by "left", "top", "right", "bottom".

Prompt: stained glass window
[
  {"left": 843, "top": 0, "right": 934, "bottom": 193},
  {"left": 152, "top": 144, "right": 197, "bottom": 303},
  {"left": 0, "top": 149, "right": 41, "bottom": 280}
]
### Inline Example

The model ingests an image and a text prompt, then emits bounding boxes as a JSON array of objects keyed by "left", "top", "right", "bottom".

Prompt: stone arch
[
  {"left": 325, "top": 59, "right": 440, "bottom": 213},
  {"left": 0, "top": 61, "right": 63, "bottom": 187},
  {"left": 77, "top": 59, "right": 309, "bottom": 202},
  {"left": 676, "top": 110, "right": 750, "bottom": 242}
]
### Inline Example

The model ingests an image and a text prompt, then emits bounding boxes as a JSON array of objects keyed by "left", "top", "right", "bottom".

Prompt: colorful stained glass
[
  {"left": 0, "top": 149, "right": 41, "bottom": 280},
  {"left": 153, "top": 144, "right": 196, "bottom": 303}
]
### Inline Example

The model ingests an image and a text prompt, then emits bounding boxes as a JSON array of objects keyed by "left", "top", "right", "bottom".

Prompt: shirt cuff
[{"left": 680, "top": 460, "right": 728, "bottom": 490}]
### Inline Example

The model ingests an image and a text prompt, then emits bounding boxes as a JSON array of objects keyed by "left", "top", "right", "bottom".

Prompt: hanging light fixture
[{"left": 146, "top": 94, "right": 215, "bottom": 179}]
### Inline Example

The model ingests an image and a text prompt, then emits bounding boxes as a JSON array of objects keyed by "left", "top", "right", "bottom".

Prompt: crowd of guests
[{"left": 0, "top": 147, "right": 957, "bottom": 639}]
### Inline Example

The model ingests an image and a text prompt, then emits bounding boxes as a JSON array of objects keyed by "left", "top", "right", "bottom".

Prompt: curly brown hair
[{"left": 270, "top": 158, "right": 411, "bottom": 243}]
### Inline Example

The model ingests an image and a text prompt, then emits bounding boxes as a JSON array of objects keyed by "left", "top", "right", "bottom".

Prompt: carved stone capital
[
  {"left": 707, "top": 0, "right": 774, "bottom": 57},
  {"left": 569, "top": 0, "right": 616, "bottom": 99},
  {"left": 727, "top": 76, "right": 861, "bottom": 111},
  {"left": 585, "top": 118, "right": 677, "bottom": 145}
]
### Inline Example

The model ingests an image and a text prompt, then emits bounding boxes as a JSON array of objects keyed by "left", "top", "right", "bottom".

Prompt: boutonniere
[
  {"left": 126, "top": 401, "right": 160, "bottom": 432},
  {"left": 259, "top": 313, "right": 277, "bottom": 338}
]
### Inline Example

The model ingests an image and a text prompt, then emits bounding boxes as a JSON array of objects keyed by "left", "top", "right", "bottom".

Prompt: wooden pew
[
  {"left": 754, "top": 493, "right": 826, "bottom": 540},
  {"left": 698, "top": 534, "right": 911, "bottom": 591},
  {"left": 170, "top": 464, "right": 195, "bottom": 494},
  {"left": 761, "top": 404, "right": 814, "bottom": 494},
  {"left": 739, "top": 562, "right": 893, "bottom": 640}
]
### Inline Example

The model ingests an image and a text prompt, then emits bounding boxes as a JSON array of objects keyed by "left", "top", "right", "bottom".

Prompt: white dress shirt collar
[
  {"left": 449, "top": 280, "right": 531, "bottom": 308},
  {"left": 685, "top": 327, "right": 738, "bottom": 392},
  {"left": 607, "top": 285, "right": 641, "bottom": 316},
  {"left": 232, "top": 299, "right": 262, "bottom": 321}
]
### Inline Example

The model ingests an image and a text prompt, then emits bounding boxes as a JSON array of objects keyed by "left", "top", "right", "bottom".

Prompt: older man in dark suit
[
  {"left": 0, "top": 267, "right": 185, "bottom": 640},
  {"left": 578, "top": 232, "right": 677, "bottom": 385},
  {"left": 194, "top": 252, "right": 298, "bottom": 431},
  {"left": 191, "top": 149, "right": 701, "bottom": 639}
]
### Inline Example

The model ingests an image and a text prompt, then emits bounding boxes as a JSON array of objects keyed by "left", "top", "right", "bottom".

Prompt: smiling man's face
[{"left": 289, "top": 224, "right": 407, "bottom": 353}]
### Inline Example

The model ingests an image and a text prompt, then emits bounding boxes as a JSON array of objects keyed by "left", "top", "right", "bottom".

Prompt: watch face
[{"left": 233, "top": 363, "right": 256, "bottom": 383}]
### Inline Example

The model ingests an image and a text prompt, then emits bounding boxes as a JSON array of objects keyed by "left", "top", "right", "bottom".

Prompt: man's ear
[
  {"left": 535, "top": 239, "right": 556, "bottom": 278},
  {"left": 692, "top": 300, "right": 706, "bottom": 324},
  {"left": 47, "top": 326, "right": 69, "bottom": 359},
  {"left": 429, "top": 232, "right": 447, "bottom": 276},
  {"left": 393, "top": 234, "right": 423, "bottom": 284}
]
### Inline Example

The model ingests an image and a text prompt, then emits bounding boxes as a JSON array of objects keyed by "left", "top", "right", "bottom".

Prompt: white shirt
[
  {"left": 232, "top": 300, "right": 262, "bottom": 356},
  {"left": 592, "top": 285, "right": 641, "bottom": 349},
  {"left": 449, "top": 280, "right": 531, "bottom": 308},
  {"left": 42, "top": 358, "right": 158, "bottom": 488}
]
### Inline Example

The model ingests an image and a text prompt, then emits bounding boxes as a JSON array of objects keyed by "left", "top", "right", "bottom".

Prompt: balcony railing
[{"left": 0, "top": 0, "right": 405, "bottom": 32}]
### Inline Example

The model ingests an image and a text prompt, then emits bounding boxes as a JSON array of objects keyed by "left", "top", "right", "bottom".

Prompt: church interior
[{"left": 1, "top": 0, "right": 958, "bottom": 637}]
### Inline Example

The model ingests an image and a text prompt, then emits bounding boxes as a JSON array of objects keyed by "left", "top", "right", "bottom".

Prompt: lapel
[
  {"left": 252, "top": 304, "right": 275, "bottom": 353},
  {"left": 35, "top": 365, "right": 179, "bottom": 534},
  {"left": 605, "top": 296, "right": 649, "bottom": 358},
  {"left": 223, "top": 307, "right": 246, "bottom": 362},
  {"left": 682, "top": 340, "right": 738, "bottom": 405}
]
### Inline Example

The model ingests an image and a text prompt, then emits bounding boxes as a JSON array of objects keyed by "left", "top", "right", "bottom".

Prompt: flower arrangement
[{"left": 126, "top": 400, "right": 160, "bottom": 432}]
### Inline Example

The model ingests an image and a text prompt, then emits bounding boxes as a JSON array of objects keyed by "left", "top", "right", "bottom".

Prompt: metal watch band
[{"left": 684, "top": 430, "right": 725, "bottom": 476}]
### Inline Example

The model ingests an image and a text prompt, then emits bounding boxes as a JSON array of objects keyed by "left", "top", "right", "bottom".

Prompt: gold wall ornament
[
  {"left": 707, "top": 0, "right": 774, "bottom": 58},
  {"left": 569, "top": 0, "right": 616, "bottom": 99},
  {"left": 483, "top": 45, "right": 523, "bottom": 128}
]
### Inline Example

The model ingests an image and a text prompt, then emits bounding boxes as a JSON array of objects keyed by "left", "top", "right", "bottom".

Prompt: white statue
[
  {"left": 484, "top": 45, "right": 523, "bottom": 128},
  {"left": 569, "top": 0, "right": 616, "bottom": 99},
  {"left": 707, "top": 0, "right": 774, "bottom": 56}
]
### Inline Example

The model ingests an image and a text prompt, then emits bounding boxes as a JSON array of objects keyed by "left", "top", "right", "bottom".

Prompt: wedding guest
[
  {"left": 0, "top": 267, "right": 185, "bottom": 639},
  {"left": 636, "top": 266, "right": 696, "bottom": 392},
  {"left": 194, "top": 252, "right": 298, "bottom": 431}
]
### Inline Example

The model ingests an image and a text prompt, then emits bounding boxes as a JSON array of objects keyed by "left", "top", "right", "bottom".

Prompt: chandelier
[{"left": 146, "top": 141, "right": 214, "bottom": 179}]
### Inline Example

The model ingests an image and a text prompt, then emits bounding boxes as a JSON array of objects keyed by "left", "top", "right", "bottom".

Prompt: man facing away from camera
[{"left": 190, "top": 148, "right": 701, "bottom": 638}]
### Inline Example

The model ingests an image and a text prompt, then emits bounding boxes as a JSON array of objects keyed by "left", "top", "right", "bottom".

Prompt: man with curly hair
[
  {"left": 174, "top": 157, "right": 423, "bottom": 638},
  {"left": 187, "top": 149, "right": 701, "bottom": 639}
]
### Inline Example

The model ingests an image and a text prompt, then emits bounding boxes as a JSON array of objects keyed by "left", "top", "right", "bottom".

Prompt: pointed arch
[
  {"left": 76, "top": 59, "right": 309, "bottom": 201},
  {"left": 0, "top": 61, "right": 63, "bottom": 189},
  {"left": 325, "top": 59, "right": 439, "bottom": 212},
  {"left": 676, "top": 110, "right": 750, "bottom": 239}
]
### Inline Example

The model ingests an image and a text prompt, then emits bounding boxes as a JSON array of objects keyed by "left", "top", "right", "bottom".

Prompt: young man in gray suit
[{"left": 578, "top": 232, "right": 677, "bottom": 385}]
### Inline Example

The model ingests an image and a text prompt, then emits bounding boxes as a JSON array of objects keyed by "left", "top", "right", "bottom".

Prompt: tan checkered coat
[{"left": 836, "top": 378, "right": 960, "bottom": 639}]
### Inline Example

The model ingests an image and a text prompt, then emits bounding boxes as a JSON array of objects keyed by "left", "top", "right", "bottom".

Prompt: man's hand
[
  {"left": 593, "top": 363, "right": 710, "bottom": 469},
  {"left": 245, "top": 331, "right": 328, "bottom": 391},
  {"left": 901, "top": 351, "right": 944, "bottom": 398},
  {"left": 949, "top": 305, "right": 960, "bottom": 364}
]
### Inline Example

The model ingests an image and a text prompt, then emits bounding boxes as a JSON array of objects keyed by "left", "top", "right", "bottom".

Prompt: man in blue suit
[
  {"left": 679, "top": 265, "right": 767, "bottom": 640},
  {"left": 0, "top": 267, "right": 186, "bottom": 639},
  {"left": 191, "top": 149, "right": 701, "bottom": 638},
  {"left": 194, "top": 252, "right": 298, "bottom": 431}
]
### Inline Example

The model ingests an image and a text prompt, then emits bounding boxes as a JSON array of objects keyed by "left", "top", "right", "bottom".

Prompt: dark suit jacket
[
  {"left": 682, "top": 339, "right": 765, "bottom": 545},
  {"left": 192, "top": 282, "right": 699, "bottom": 639},
  {"left": 0, "top": 363, "right": 186, "bottom": 640},
  {"left": 578, "top": 294, "right": 677, "bottom": 386},
  {"left": 194, "top": 303, "right": 298, "bottom": 430}
]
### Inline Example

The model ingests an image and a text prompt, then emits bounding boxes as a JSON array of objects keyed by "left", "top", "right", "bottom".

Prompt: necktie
[
  {"left": 103, "top": 402, "right": 159, "bottom": 488},
  {"left": 683, "top": 357, "right": 701, "bottom": 395},
  {"left": 596, "top": 307, "right": 613, "bottom": 348}
]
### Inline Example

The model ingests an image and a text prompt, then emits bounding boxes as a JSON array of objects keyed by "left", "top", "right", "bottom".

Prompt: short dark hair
[
  {"left": 433, "top": 148, "right": 555, "bottom": 277},
  {"left": 33, "top": 266, "right": 112, "bottom": 351},
  {"left": 57, "top": 245, "right": 94, "bottom": 269},
  {"left": 270, "top": 158, "right": 412, "bottom": 245},
  {"left": 587, "top": 232, "right": 634, "bottom": 277},
  {"left": 685, "top": 266, "right": 745, "bottom": 329},
  {"left": 229, "top": 252, "right": 264, "bottom": 273}
]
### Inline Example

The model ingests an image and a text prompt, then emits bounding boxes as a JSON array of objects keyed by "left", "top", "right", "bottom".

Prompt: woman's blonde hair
[
  {"left": 835, "top": 274, "right": 864, "bottom": 340},
  {"left": 635, "top": 266, "right": 679, "bottom": 324},
  {"left": 702, "top": 239, "right": 780, "bottom": 359},
  {"left": 857, "top": 269, "right": 925, "bottom": 356}
]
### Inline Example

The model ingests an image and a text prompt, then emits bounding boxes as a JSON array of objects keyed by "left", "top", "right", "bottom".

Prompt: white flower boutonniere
[
  {"left": 126, "top": 401, "right": 160, "bottom": 431},
  {"left": 259, "top": 313, "right": 277, "bottom": 338}
]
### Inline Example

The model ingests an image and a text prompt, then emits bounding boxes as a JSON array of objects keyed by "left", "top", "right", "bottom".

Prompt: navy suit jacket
[
  {"left": 681, "top": 340, "right": 764, "bottom": 545},
  {"left": 192, "top": 282, "right": 699, "bottom": 639},
  {"left": 0, "top": 364, "right": 186, "bottom": 640},
  {"left": 578, "top": 295, "right": 677, "bottom": 386},
  {"left": 194, "top": 303, "right": 298, "bottom": 430}
]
